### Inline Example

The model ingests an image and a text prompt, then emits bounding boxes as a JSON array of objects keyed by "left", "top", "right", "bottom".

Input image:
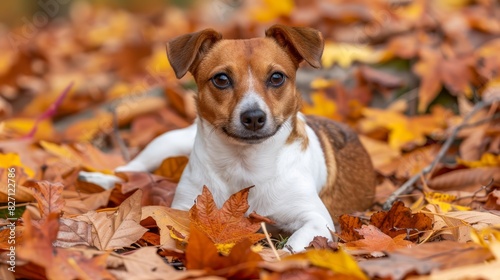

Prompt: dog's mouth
[{"left": 222, "top": 125, "right": 282, "bottom": 144}]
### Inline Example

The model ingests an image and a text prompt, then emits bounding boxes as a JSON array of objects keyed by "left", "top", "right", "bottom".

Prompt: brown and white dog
[{"left": 82, "top": 25, "right": 375, "bottom": 251}]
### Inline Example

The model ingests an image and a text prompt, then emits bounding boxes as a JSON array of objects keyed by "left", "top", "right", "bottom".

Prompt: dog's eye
[
  {"left": 212, "top": 73, "right": 231, "bottom": 89},
  {"left": 268, "top": 72, "right": 285, "bottom": 87}
]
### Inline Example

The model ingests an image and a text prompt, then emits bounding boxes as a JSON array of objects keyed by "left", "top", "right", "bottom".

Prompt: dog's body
[{"left": 82, "top": 25, "right": 375, "bottom": 251}]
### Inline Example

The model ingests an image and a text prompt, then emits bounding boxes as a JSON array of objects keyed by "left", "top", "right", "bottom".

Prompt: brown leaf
[
  {"left": 307, "top": 236, "right": 338, "bottom": 251},
  {"left": 108, "top": 247, "right": 197, "bottom": 279},
  {"left": 185, "top": 225, "right": 262, "bottom": 279},
  {"left": 370, "top": 201, "right": 432, "bottom": 241},
  {"left": 17, "top": 212, "right": 115, "bottom": 280},
  {"left": 63, "top": 189, "right": 112, "bottom": 214},
  {"left": 25, "top": 180, "right": 65, "bottom": 221},
  {"left": 413, "top": 48, "right": 442, "bottom": 112},
  {"left": 345, "top": 225, "right": 413, "bottom": 254},
  {"left": 485, "top": 190, "right": 500, "bottom": 210},
  {"left": 54, "top": 218, "right": 92, "bottom": 248},
  {"left": 190, "top": 186, "right": 266, "bottom": 246},
  {"left": 77, "top": 190, "right": 148, "bottom": 250},
  {"left": 117, "top": 171, "right": 177, "bottom": 206},
  {"left": 339, "top": 214, "right": 363, "bottom": 242},
  {"left": 428, "top": 167, "right": 500, "bottom": 191}
]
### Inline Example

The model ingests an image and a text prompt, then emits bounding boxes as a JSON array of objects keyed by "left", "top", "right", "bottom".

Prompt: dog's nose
[{"left": 240, "top": 109, "right": 266, "bottom": 131}]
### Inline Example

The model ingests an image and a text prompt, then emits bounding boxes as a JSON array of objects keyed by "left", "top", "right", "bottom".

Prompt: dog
[{"left": 81, "top": 25, "right": 375, "bottom": 251}]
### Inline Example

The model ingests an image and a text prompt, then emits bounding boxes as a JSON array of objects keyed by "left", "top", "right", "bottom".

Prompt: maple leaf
[
  {"left": 339, "top": 214, "right": 363, "bottom": 242},
  {"left": 77, "top": 190, "right": 148, "bottom": 250},
  {"left": 345, "top": 225, "right": 413, "bottom": 254},
  {"left": 185, "top": 225, "right": 263, "bottom": 279},
  {"left": 370, "top": 201, "right": 432, "bottom": 241},
  {"left": 25, "top": 180, "right": 65, "bottom": 221},
  {"left": 189, "top": 186, "right": 267, "bottom": 254}
]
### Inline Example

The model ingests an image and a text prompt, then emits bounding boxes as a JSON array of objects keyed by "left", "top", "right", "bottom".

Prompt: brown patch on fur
[
  {"left": 286, "top": 115, "right": 309, "bottom": 150},
  {"left": 307, "top": 115, "right": 376, "bottom": 223}
]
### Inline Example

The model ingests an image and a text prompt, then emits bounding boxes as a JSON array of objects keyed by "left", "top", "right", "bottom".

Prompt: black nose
[{"left": 240, "top": 109, "right": 266, "bottom": 131}]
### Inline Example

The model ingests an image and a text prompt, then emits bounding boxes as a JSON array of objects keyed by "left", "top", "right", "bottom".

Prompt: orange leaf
[
  {"left": 339, "top": 214, "right": 363, "bottom": 242},
  {"left": 17, "top": 212, "right": 115, "bottom": 279},
  {"left": 413, "top": 48, "right": 442, "bottom": 112},
  {"left": 189, "top": 186, "right": 266, "bottom": 251},
  {"left": 153, "top": 156, "right": 189, "bottom": 183},
  {"left": 345, "top": 225, "right": 413, "bottom": 253},
  {"left": 370, "top": 201, "right": 432, "bottom": 241},
  {"left": 25, "top": 180, "right": 65, "bottom": 221},
  {"left": 185, "top": 225, "right": 262, "bottom": 279}
]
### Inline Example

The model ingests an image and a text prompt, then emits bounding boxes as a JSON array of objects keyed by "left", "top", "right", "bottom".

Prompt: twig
[
  {"left": 382, "top": 100, "right": 496, "bottom": 210},
  {"left": 261, "top": 222, "right": 281, "bottom": 261},
  {"left": 23, "top": 81, "right": 74, "bottom": 139}
]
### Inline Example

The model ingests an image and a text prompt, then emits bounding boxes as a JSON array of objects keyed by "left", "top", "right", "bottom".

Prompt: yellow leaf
[
  {"left": 322, "top": 42, "right": 383, "bottom": 68},
  {"left": 301, "top": 91, "right": 340, "bottom": 120},
  {"left": 0, "top": 153, "right": 35, "bottom": 178},
  {"left": 425, "top": 192, "right": 471, "bottom": 212},
  {"left": 40, "top": 141, "right": 81, "bottom": 164},
  {"left": 310, "top": 78, "right": 335, "bottom": 89},
  {"left": 252, "top": 0, "right": 294, "bottom": 22},
  {"left": 0, "top": 118, "right": 55, "bottom": 141},
  {"left": 287, "top": 249, "right": 368, "bottom": 280},
  {"left": 457, "top": 153, "right": 500, "bottom": 168}
]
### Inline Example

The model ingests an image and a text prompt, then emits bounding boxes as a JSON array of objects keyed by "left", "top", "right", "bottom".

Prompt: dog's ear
[
  {"left": 166, "top": 29, "right": 222, "bottom": 79},
  {"left": 265, "top": 24, "right": 324, "bottom": 68}
]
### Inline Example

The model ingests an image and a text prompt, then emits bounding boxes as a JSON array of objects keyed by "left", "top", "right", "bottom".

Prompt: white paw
[
  {"left": 78, "top": 171, "right": 123, "bottom": 190},
  {"left": 285, "top": 225, "right": 333, "bottom": 252}
]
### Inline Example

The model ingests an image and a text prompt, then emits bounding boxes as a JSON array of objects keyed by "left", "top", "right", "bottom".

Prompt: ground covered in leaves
[{"left": 1, "top": 0, "right": 500, "bottom": 279}]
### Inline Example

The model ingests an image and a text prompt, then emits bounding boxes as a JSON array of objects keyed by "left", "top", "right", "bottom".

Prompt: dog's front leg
[
  {"left": 277, "top": 193, "right": 335, "bottom": 252},
  {"left": 115, "top": 122, "right": 197, "bottom": 172},
  {"left": 79, "top": 122, "right": 197, "bottom": 189}
]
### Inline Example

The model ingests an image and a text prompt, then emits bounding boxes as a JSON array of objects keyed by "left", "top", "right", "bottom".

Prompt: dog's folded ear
[
  {"left": 265, "top": 24, "right": 324, "bottom": 68},
  {"left": 166, "top": 29, "right": 222, "bottom": 79}
]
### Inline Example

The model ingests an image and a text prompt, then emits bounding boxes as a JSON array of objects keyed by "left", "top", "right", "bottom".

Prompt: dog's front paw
[
  {"left": 285, "top": 225, "right": 333, "bottom": 252},
  {"left": 78, "top": 171, "right": 123, "bottom": 190}
]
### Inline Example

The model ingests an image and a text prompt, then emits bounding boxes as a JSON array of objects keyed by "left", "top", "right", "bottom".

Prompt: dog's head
[{"left": 166, "top": 25, "right": 324, "bottom": 144}]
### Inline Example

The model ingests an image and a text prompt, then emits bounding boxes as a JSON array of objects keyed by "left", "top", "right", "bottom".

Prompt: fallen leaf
[
  {"left": 108, "top": 246, "right": 198, "bottom": 280},
  {"left": 117, "top": 171, "right": 177, "bottom": 206},
  {"left": 339, "top": 214, "right": 363, "bottom": 242},
  {"left": 189, "top": 186, "right": 266, "bottom": 254},
  {"left": 17, "top": 212, "right": 115, "bottom": 280},
  {"left": 185, "top": 225, "right": 262, "bottom": 279},
  {"left": 485, "top": 190, "right": 500, "bottom": 210},
  {"left": 428, "top": 167, "right": 500, "bottom": 191},
  {"left": 78, "top": 190, "right": 148, "bottom": 250},
  {"left": 345, "top": 225, "right": 413, "bottom": 254},
  {"left": 54, "top": 217, "right": 92, "bottom": 248},
  {"left": 370, "top": 201, "right": 432, "bottom": 241},
  {"left": 25, "top": 180, "right": 65, "bottom": 221},
  {"left": 141, "top": 205, "right": 190, "bottom": 247},
  {"left": 153, "top": 156, "right": 188, "bottom": 182},
  {"left": 63, "top": 189, "right": 113, "bottom": 214},
  {"left": 285, "top": 249, "right": 368, "bottom": 280}
]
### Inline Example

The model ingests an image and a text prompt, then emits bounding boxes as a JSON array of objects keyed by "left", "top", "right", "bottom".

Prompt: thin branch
[
  {"left": 261, "top": 222, "right": 281, "bottom": 261},
  {"left": 382, "top": 100, "right": 497, "bottom": 210}
]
